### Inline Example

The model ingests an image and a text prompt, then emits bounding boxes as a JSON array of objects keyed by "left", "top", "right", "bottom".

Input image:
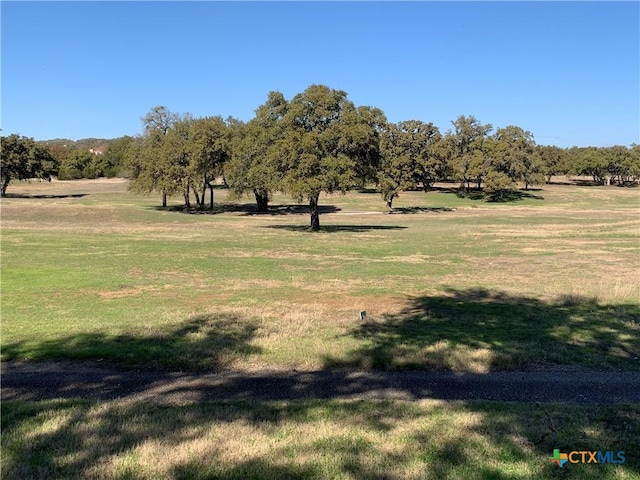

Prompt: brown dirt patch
[{"left": 98, "top": 287, "right": 150, "bottom": 299}]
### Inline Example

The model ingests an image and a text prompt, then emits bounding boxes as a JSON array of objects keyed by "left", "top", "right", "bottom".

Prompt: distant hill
[{"left": 38, "top": 138, "right": 115, "bottom": 151}]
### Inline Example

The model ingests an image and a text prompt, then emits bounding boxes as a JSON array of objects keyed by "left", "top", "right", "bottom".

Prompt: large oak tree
[
  {"left": 278, "top": 84, "right": 376, "bottom": 230},
  {"left": 0, "top": 134, "right": 58, "bottom": 196}
]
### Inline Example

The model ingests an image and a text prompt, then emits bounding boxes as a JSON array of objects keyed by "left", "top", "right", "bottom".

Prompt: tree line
[
  {"left": 2, "top": 84, "right": 639, "bottom": 229},
  {"left": 0, "top": 134, "right": 135, "bottom": 192}
]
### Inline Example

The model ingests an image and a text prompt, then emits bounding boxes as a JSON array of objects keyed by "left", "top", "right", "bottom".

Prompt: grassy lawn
[
  {"left": 2, "top": 178, "right": 638, "bottom": 372},
  {"left": 2, "top": 178, "right": 639, "bottom": 479},
  {"left": 2, "top": 399, "right": 639, "bottom": 479}
]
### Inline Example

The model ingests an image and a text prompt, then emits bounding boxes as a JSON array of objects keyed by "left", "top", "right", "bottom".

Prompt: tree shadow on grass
[
  {"left": 458, "top": 190, "right": 486, "bottom": 200},
  {"left": 485, "top": 190, "right": 545, "bottom": 202},
  {"left": 356, "top": 187, "right": 379, "bottom": 194},
  {"left": 2, "top": 299, "right": 638, "bottom": 477},
  {"left": 264, "top": 224, "right": 407, "bottom": 233},
  {"left": 560, "top": 178, "right": 638, "bottom": 188},
  {"left": 3, "top": 193, "right": 88, "bottom": 199},
  {"left": 414, "top": 402, "right": 640, "bottom": 479},
  {"left": 389, "top": 206, "right": 455, "bottom": 214},
  {"left": 324, "top": 287, "right": 639, "bottom": 372},
  {"left": 2, "top": 398, "right": 638, "bottom": 479},
  {"left": 571, "top": 179, "right": 604, "bottom": 187},
  {"left": 151, "top": 203, "right": 341, "bottom": 216},
  {"left": 452, "top": 188, "right": 545, "bottom": 202},
  {"left": 424, "top": 185, "right": 462, "bottom": 194},
  {"left": 1, "top": 312, "right": 261, "bottom": 372}
]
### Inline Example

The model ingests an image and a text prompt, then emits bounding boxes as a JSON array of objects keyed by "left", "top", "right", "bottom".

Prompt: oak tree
[
  {"left": 278, "top": 85, "right": 370, "bottom": 230},
  {"left": 188, "top": 116, "right": 231, "bottom": 209},
  {"left": 225, "top": 92, "right": 288, "bottom": 212},
  {"left": 449, "top": 115, "right": 492, "bottom": 190},
  {"left": 536, "top": 145, "right": 568, "bottom": 183},
  {"left": 127, "top": 106, "right": 184, "bottom": 207},
  {"left": 487, "top": 126, "right": 543, "bottom": 193},
  {"left": 0, "top": 134, "right": 58, "bottom": 196}
]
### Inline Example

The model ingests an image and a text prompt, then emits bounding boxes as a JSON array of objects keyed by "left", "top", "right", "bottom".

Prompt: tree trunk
[
  {"left": 254, "top": 190, "right": 269, "bottom": 213},
  {"left": 386, "top": 194, "right": 395, "bottom": 210},
  {"left": 209, "top": 185, "right": 214, "bottom": 209},
  {"left": 184, "top": 184, "right": 191, "bottom": 208},
  {"left": 194, "top": 189, "right": 201, "bottom": 207},
  {"left": 1, "top": 176, "right": 9, "bottom": 197},
  {"left": 201, "top": 176, "right": 207, "bottom": 208},
  {"left": 162, "top": 191, "right": 167, "bottom": 208},
  {"left": 309, "top": 193, "right": 320, "bottom": 231}
]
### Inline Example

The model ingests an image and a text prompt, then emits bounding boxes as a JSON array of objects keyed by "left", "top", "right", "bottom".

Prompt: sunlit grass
[
  {"left": 2, "top": 178, "right": 639, "bottom": 479},
  {"left": 2, "top": 399, "right": 638, "bottom": 480},
  {"left": 1, "top": 178, "right": 639, "bottom": 371}
]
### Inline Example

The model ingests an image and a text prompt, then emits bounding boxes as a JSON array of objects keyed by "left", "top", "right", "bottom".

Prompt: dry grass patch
[
  {"left": 98, "top": 287, "right": 151, "bottom": 300},
  {"left": 3, "top": 399, "right": 638, "bottom": 479},
  {"left": 372, "top": 254, "right": 433, "bottom": 264}
]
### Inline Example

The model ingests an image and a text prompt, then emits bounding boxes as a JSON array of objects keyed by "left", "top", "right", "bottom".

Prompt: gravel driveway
[{"left": 3, "top": 361, "right": 640, "bottom": 404}]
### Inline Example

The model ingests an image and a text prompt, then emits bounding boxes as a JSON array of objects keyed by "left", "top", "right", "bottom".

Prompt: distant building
[{"left": 89, "top": 145, "right": 107, "bottom": 155}]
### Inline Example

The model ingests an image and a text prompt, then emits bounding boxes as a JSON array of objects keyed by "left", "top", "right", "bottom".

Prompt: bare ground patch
[{"left": 98, "top": 287, "right": 152, "bottom": 300}]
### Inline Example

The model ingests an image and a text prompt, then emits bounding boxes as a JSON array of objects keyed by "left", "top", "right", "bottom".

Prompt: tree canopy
[
  {"left": 378, "top": 120, "right": 447, "bottom": 208},
  {"left": 280, "top": 85, "right": 353, "bottom": 229},
  {"left": 277, "top": 84, "right": 379, "bottom": 230},
  {"left": 0, "top": 134, "right": 58, "bottom": 196},
  {"left": 225, "top": 92, "right": 287, "bottom": 212},
  {"left": 225, "top": 85, "right": 386, "bottom": 228},
  {"left": 119, "top": 91, "right": 639, "bottom": 221},
  {"left": 12, "top": 85, "right": 638, "bottom": 222}
]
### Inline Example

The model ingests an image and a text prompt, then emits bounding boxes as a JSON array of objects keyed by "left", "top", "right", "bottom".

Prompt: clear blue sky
[{"left": 2, "top": 1, "right": 638, "bottom": 147}]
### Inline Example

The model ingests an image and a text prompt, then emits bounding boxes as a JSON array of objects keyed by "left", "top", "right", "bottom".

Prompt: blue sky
[{"left": 2, "top": 1, "right": 638, "bottom": 147}]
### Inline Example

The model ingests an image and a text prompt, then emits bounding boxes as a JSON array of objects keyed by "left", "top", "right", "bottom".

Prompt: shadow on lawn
[
  {"left": 3, "top": 193, "right": 88, "bottom": 199},
  {"left": 324, "top": 287, "right": 639, "bottom": 372},
  {"left": 389, "top": 206, "right": 455, "bottom": 214},
  {"left": 452, "top": 189, "right": 545, "bottom": 202},
  {"left": 439, "top": 187, "right": 545, "bottom": 202},
  {"left": 265, "top": 224, "right": 407, "bottom": 233},
  {"left": 151, "top": 203, "right": 341, "bottom": 216},
  {"left": 357, "top": 187, "right": 379, "bottom": 194},
  {"left": 2, "top": 312, "right": 261, "bottom": 372},
  {"left": 2, "top": 290, "right": 639, "bottom": 478},
  {"left": 485, "top": 189, "right": 545, "bottom": 202},
  {"left": 2, "top": 398, "right": 638, "bottom": 479}
]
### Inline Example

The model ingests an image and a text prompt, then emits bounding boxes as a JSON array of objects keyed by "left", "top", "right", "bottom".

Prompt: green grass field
[
  {"left": 2, "top": 178, "right": 639, "bottom": 372},
  {"left": 2, "top": 178, "right": 639, "bottom": 479}
]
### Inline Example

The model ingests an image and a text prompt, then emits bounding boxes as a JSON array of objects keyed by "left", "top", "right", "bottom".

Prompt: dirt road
[{"left": 3, "top": 361, "right": 640, "bottom": 404}]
